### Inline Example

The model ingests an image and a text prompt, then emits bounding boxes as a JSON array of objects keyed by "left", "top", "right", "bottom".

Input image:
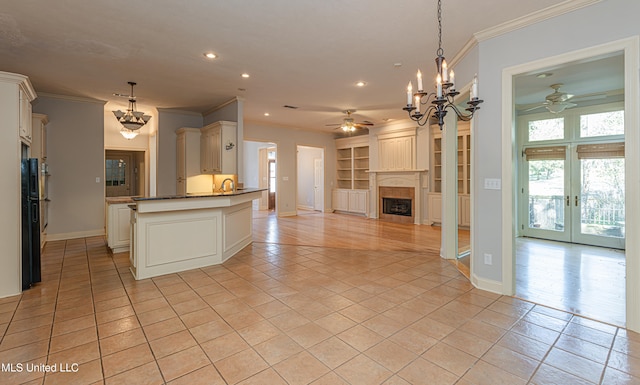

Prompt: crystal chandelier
[
  {"left": 113, "top": 82, "right": 151, "bottom": 139},
  {"left": 403, "top": 0, "right": 483, "bottom": 129}
]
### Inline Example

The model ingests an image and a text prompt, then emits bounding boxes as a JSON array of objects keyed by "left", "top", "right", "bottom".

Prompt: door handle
[
  {"left": 566, "top": 196, "right": 570, "bottom": 206},
  {"left": 575, "top": 196, "right": 579, "bottom": 206}
]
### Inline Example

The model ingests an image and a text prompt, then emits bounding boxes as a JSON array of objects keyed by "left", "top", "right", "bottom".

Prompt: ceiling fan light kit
[
  {"left": 112, "top": 81, "right": 151, "bottom": 139},
  {"left": 326, "top": 110, "right": 374, "bottom": 133},
  {"left": 402, "top": 0, "right": 483, "bottom": 129}
]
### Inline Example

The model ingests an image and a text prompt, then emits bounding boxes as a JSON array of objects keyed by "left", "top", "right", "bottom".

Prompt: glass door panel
[
  {"left": 572, "top": 157, "right": 625, "bottom": 249},
  {"left": 524, "top": 156, "right": 570, "bottom": 242}
]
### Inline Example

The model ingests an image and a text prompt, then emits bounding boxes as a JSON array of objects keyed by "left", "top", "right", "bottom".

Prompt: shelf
[{"left": 336, "top": 144, "right": 369, "bottom": 192}]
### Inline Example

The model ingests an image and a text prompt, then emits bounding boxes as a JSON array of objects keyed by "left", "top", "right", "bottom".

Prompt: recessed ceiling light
[
  {"left": 264, "top": 112, "right": 270, "bottom": 116},
  {"left": 204, "top": 52, "right": 217, "bottom": 59},
  {"left": 356, "top": 81, "right": 367, "bottom": 87},
  {"left": 241, "top": 73, "right": 250, "bottom": 78},
  {"left": 536, "top": 72, "right": 553, "bottom": 78}
]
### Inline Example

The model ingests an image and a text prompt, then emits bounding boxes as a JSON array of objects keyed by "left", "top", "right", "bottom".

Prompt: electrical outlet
[{"left": 484, "top": 253, "right": 492, "bottom": 265}]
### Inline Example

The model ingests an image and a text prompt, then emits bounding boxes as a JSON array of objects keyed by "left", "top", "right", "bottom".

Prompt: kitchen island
[{"left": 129, "top": 188, "right": 263, "bottom": 280}]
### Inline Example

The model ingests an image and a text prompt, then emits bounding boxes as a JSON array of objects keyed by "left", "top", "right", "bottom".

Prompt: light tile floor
[{"left": 0, "top": 237, "right": 639, "bottom": 385}]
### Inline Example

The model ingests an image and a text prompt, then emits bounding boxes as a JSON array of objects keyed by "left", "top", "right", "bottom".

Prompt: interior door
[
  {"left": 106, "top": 154, "right": 132, "bottom": 197},
  {"left": 314, "top": 158, "right": 324, "bottom": 212}
]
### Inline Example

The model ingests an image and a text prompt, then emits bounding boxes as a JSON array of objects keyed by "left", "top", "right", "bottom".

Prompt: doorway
[
  {"left": 244, "top": 140, "right": 276, "bottom": 212},
  {"left": 296, "top": 145, "right": 325, "bottom": 213},
  {"left": 520, "top": 108, "right": 625, "bottom": 250},
  {"left": 105, "top": 150, "right": 145, "bottom": 197},
  {"left": 503, "top": 40, "right": 640, "bottom": 329}
]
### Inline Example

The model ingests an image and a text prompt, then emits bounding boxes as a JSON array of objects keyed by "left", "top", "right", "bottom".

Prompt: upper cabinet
[
  {"left": 19, "top": 87, "right": 34, "bottom": 143},
  {"left": 31, "top": 114, "right": 49, "bottom": 161},
  {"left": 200, "top": 121, "right": 237, "bottom": 175},
  {"left": 376, "top": 128, "right": 416, "bottom": 171}
]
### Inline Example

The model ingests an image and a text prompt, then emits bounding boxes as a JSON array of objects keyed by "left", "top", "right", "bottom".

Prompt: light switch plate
[{"left": 484, "top": 178, "right": 501, "bottom": 190}]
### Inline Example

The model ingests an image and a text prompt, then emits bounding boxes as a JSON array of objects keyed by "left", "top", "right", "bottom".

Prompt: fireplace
[
  {"left": 379, "top": 186, "right": 415, "bottom": 223},
  {"left": 382, "top": 198, "right": 412, "bottom": 216}
]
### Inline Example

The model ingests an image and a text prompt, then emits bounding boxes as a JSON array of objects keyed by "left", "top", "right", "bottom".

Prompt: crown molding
[
  {"left": 203, "top": 96, "right": 244, "bottom": 117},
  {"left": 36, "top": 92, "right": 106, "bottom": 105},
  {"left": 156, "top": 107, "right": 202, "bottom": 117},
  {"left": 474, "top": 0, "right": 602, "bottom": 42}
]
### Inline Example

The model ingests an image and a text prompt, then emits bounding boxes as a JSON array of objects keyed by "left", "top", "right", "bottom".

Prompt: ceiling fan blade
[
  {"left": 354, "top": 122, "right": 374, "bottom": 126},
  {"left": 517, "top": 104, "right": 545, "bottom": 112},
  {"left": 325, "top": 123, "right": 342, "bottom": 126}
]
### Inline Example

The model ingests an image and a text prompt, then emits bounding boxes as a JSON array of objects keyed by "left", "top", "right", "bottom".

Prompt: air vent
[{"left": 283, "top": 105, "right": 299, "bottom": 109}]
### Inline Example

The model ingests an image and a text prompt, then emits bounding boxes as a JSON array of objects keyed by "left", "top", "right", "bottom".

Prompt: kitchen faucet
[{"left": 221, "top": 178, "right": 235, "bottom": 192}]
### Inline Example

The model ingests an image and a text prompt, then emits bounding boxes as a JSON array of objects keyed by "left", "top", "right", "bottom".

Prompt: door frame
[{"left": 502, "top": 37, "right": 640, "bottom": 330}]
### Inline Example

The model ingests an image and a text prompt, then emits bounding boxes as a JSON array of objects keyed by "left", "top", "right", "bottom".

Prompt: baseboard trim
[
  {"left": 46, "top": 229, "right": 105, "bottom": 242},
  {"left": 471, "top": 273, "right": 504, "bottom": 295},
  {"left": 278, "top": 211, "right": 297, "bottom": 217}
]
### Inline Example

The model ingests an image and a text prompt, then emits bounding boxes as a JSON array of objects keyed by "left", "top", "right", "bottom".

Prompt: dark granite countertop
[{"left": 132, "top": 188, "right": 266, "bottom": 202}]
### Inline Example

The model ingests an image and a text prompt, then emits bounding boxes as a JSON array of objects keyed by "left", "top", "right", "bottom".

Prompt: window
[
  {"left": 528, "top": 117, "right": 564, "bottom": 142},
  {"left": 580, "top": 110, "right": 624, "bottom": 138},
  {"left": 105, "top": 159, "right": 126, "bottom": 187}
]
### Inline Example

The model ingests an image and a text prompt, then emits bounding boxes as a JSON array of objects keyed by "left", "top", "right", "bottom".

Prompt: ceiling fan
[
  {"left": 523, "top": 83, "right": 577, "bottom": 114},
  {"left": 325, "top": 110, "right": 374, "bottom": 132}
]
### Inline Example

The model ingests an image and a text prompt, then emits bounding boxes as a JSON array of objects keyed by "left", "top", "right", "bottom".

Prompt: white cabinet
[
  {"left": 106, "top": 200, "right": 133, "bottom": 253},
  {"left": 31, "top": 114, "right": 48, "bottom": 161},
  {"left": 378, "top": 136, "right": 415, "bottom": 171},
  {"left": 0, "top": 72, "right": 36, "bottom": 297},
  {"left": 459, "top": 194, "right": 471, "bottom": 227},
  {"left": 176, "top": 127, "right": 202, "bottom": 195},
  {"left": 333, "top": 189, "right": 368, "bottom": 215},
  {"left": 427, "top": 193, "right": 442, "bottom": 224},
  {"left": 348, "top": 190, "right": 368, "bottom": 214},
  {"left": 19, "top": 88, "right": 33, "bottom": 143},
  {"left": 334, "top": 136, "right": 370, "bottom": 216},
  {"left": 332, "top": 189, "right": 349, "bottom": 211},
  {"left": 200, "top": 121, "right": 237, "bottom": 175}
]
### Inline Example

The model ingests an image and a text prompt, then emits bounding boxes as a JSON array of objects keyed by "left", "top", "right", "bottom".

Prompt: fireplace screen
[{"left": 382, "top": 198, "right": 412, "bottom": 217}]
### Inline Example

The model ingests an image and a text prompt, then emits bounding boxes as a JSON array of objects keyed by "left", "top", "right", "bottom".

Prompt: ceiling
[{"left": 1, "top": 0, "right": 604, "bottom": 132}]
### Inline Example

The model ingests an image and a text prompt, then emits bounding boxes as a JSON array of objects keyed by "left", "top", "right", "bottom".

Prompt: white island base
[{"left": 129, "top": 190, "right": 262, "bottom": 280}]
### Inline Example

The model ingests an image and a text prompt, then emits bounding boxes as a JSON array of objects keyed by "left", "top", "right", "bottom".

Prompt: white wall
[
  {"left": 244, "top": 122, "right": 336, "bottom": 216},
  {"left": 472, "top": 0, "right": 640, "bottom": 285},
  {"left": 32, "top": 96, "right": 106, "bottom": 239},
  {"left": 297, "top": 146, "right": 323, "bottom": 210},
  {"left": 156, "top": 110, "right": 203, "bottom": 196}
]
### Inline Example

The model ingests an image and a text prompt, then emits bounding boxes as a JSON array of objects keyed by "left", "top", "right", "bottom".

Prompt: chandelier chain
[{"left": 437, "top": 0, "right": 443, "bottom": 56}]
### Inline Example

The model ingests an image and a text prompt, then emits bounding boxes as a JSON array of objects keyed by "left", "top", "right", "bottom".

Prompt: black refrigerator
[{"left": 21, "top": 158, "right": 41, "bottom": 290}]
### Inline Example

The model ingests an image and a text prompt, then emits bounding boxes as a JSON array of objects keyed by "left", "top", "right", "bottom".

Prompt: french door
[{"left": 522, "top": 142, "right": 625, "bottom": 249}]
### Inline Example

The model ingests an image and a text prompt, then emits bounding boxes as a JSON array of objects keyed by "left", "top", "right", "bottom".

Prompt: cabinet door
[
  {"left": 176, "top": 133, "right": 186, "bottom": 195},
  {"left": 19, "top": 89, "right": 32, "bottom": 142},
  {"left": 176, "top": 134, "right": 186, "bottom": 180},
  {"left": 459, "top": 195, "right": 471, "bottom": 227},
  {"left": 349, "top": 190, "right": 367, "bottom": 214},
  {"left": 427, "top": 193, "right": 442, "bottom": 224},
  {"left": 201, "top": 127, "right": 221, "bottom": 174},
  {"left": 332, "top": 190, "right": 349, "bottom": 211}
]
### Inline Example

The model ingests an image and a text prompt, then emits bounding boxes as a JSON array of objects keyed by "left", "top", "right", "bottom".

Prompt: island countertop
[{"left": 132, "top": 187, "right": 265, "bottom": 202}]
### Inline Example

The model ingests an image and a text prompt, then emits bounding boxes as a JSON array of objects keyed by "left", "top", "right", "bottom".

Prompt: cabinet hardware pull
[
  {"left": 575, "top": 196, "right": 579, "bottom": 206},
  {"left": 566, "top": 196, "right": 570, "bottom": 206}
]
